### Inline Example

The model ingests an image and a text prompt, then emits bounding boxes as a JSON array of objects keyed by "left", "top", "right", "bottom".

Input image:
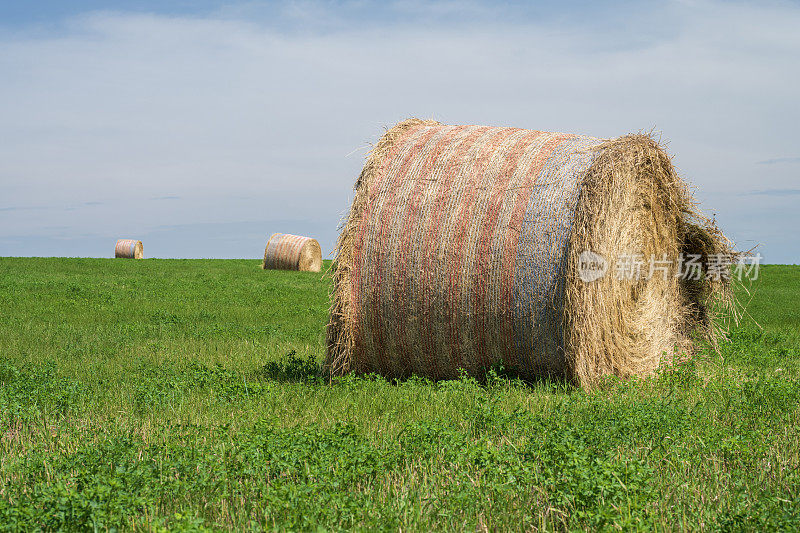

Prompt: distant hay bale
[
  {"left": 115, "top": 239, "right": 143, "bottom": 259},
  {"left": 262, "top": 233, "right": 322, "bottom": 272},
  {"left": 326, "top": 119, "right": 732, "bottom": 388}
]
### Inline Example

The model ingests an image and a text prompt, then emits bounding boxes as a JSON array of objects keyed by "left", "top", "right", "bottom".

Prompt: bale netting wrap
[
  {"left": 326, "top": 119, "right": 732, "bottom": 388},
  {"left": 115, "top": 239, "right": 143, "bottom": 259},
  {"left": 262, "top": 233, "right": 322, "bottom": 272}
]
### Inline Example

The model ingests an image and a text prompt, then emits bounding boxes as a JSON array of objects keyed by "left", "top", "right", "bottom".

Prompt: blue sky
[{"left": 1, "top": 0, "right": 798, "bottom": 262}]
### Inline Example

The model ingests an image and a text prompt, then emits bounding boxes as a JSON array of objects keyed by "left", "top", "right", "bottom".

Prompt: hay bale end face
[
  {"left": 262, "top": 233, "right": 322, "bottom": 272},
  {"left": 115, "top": 239, "right": 143, "bottom": 259},
  {"left": 326, "top": 119, "right": 731, "bottom": 388}
]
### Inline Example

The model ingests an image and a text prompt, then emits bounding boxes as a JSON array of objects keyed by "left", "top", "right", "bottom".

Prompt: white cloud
[{"left": 0, "top": 0, "right": 798, "bottom": 260}]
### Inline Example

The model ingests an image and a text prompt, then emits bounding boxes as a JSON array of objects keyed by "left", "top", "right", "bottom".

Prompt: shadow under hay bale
[
  {"left": 326, "top": 119, "right": 733, "bottom": 389},
  {"left": 115, "top": 239, "right": 143, "bottom": 259},
  {"left": 262, "top": 233, "right": 322, "bottom": 272}
]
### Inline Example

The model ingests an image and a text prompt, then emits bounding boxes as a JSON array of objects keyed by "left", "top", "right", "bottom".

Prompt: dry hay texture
[
  {"left": 115, "top": 239, "right": 143, "bottom": 259},
  {"left": 326, "top": 119, "right": 732, "bottom": 389},
  {"left": 263, "top": 233, "right": 322, "bottom": 272}
]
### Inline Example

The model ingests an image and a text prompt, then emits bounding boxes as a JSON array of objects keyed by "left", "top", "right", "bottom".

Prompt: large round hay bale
[
  {"left": 326, "top": 119, "right": 732, "bottom": 388},
  {"left": 262, "top": 233, "right": 322, "bottom": 272},
  {"left": 115, "top": 239, "right": 143, "bottom": 259}
]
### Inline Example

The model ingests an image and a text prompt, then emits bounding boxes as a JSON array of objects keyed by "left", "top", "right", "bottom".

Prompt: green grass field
[{"left": 0, "top": 258, "right": 798, "bottom": 531}]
